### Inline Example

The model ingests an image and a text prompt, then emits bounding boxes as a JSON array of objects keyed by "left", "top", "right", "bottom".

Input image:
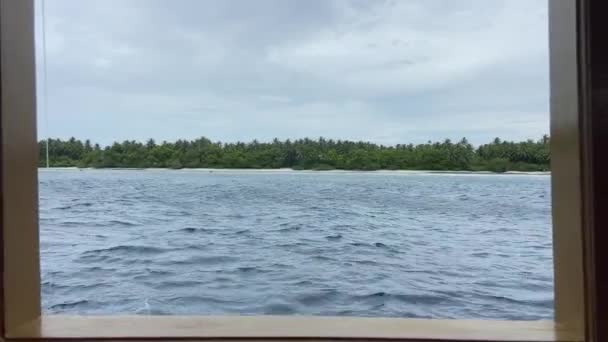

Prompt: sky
[{"left": 35, "top": 0, "right": 549, "bottom": 146}]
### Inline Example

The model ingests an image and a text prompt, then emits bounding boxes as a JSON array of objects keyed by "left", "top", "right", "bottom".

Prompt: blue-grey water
[{"left": 39, "top": 169, "right": 553, "bottom": 319}]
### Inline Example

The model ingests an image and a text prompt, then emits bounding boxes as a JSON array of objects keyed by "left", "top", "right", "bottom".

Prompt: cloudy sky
[{"left": 35, "top": 0, "right": 548, "bottom": 146}]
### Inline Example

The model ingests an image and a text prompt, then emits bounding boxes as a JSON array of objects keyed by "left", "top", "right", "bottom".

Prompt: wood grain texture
[
  {"left": 6, "top": 316, "right": 581, "bottom": 341},
  {"left": 548, "top": 0, "right": 585, "bottom": 336},
  {"left": 0, "top": 0, "right": 41, "bottom": 334}
]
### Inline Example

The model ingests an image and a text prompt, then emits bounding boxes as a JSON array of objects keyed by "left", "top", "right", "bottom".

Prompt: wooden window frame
[{"left": 0, "top": 0, "right": 597, "bottom": 340}]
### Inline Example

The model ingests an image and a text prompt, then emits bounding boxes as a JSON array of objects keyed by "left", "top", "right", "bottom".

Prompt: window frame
[{"left": 0, "top": 0, "right": 594, "bottom": 340}]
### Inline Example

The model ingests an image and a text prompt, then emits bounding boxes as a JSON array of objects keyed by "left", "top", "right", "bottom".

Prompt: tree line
[{"left": 38, "top": 135, "right": 550, "bottom": 172}]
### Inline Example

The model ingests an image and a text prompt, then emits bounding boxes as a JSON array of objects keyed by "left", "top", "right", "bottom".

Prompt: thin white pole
[{"left": 41, "top": 0, "right": 50, "bottom": 168}]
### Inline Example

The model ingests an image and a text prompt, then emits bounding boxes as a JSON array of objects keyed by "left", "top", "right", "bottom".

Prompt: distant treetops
[{"left": 39, "top": 135, "right": 550, "bottom": 172}]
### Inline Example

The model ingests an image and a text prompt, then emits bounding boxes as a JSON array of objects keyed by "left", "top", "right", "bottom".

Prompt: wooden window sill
[{"left": 7, "top": 315, "right": 582, "bottom": 341}]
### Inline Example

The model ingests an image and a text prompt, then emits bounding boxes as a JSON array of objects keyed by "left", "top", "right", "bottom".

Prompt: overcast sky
[{"left": 35, "top": 0, "right": 549, "bottom": 146}]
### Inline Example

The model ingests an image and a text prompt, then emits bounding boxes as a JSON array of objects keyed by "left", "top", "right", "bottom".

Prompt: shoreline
[{"left": 37, "top": 167, "right": 550, "bottom": 176}]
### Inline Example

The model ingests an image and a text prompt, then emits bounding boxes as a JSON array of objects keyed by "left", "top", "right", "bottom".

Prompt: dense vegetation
[{"left": 38, "top": 136, "right": 550, "bottom": 172}]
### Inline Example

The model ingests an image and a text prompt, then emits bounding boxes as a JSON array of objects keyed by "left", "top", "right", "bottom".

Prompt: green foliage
[
  {"left": 485, "top": 158, "right": 510, "bottom": 173},
  {"left": 38, "top": 135, "right": 550, "bottom": 172}
]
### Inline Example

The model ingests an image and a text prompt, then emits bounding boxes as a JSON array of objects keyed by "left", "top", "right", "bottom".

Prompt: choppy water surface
[{"left": 39, "top": 169, "right": 553, "bottom": 319}]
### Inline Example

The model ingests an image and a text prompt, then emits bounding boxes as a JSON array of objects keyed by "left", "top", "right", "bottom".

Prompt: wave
[
  {"left": 43, "top": 282, "right": 114, "bottom": 292},
  {"left": 351, "top": 259, "right": 379, "bottom": 266},
  {"left": 311, "top": 255, "right": 333, "bottom": 261},
  {"left": 75, "top": 254, "right": 123, "bottom": 263},
  {"left": 276, "top": 242, "right": 306, "bottom": 248},
  {"left": 49, "top": 299, "right": 93, "bottom": 310},
  {"left": 261, "top": 303, "right": 296, "bottom": 315},
  {"left": 354, "top": 291, "right": 450, "bottom": 305},
  {"left": 82, "top": 245, "right": 170, "bottom": 255},
  {"left": 38, "top": 170, "right": 554, "bottom": 318},
  {"left": 170, "top": 227, "right": 218, "bottom": 234},
  {"left": 63, "top": 219, "right": 140, "bottom": 228},
  {"left": 55, "top": 202, "right": 94, "bottom": 210},
  {"left": 296, "top": 289, "right": 343, "bottom": 305},
  {"left": 349, "top": 242, "right": 394, "bottom": 251},
  {"left": 480, "top": 294, "right": 554, "bottom": 308},
  {"left": 236, "top": 266, "right": 270, "bottom": 274},
  {"left": 106, "top": 219, "right": 140, "bottom": 227},
  {"left": 144, "top": 280, "right": 203, "bottom": 290},
  {"left": 80, "top": 265, "right": 113, "bottom": 271},
  {"left": 167, "top": 255, "right": 238, "bottom": 266},
  {"left": 166, "top": 295, "right": 241, "bottom": 306},
  {"left": 275, "top": 224, "right": 302, "bottom": 232},
  {"left": 325, "top": 234, "right": 343, "bottom": 240}
]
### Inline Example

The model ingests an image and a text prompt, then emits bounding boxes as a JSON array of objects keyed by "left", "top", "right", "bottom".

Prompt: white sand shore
[{"left": 38, "top": 167, "right": 550, "bottom": 176}]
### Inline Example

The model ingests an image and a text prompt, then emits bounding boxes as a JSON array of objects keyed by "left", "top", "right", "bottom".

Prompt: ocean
[{"left": 39, "top": 169, "right": 553, "bottom": 319}]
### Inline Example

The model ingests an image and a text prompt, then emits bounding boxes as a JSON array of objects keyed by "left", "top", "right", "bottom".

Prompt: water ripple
[{"left": 39, "top": 169, "right": 554, "bottom": 319}]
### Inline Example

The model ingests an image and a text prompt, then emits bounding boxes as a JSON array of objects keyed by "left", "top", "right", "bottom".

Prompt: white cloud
[
  {"left": 267, "top": 0, "right": 547, "bottom": 97},
  {"left": 35, "top": 0, "right": 549, "bottom": 146}
]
